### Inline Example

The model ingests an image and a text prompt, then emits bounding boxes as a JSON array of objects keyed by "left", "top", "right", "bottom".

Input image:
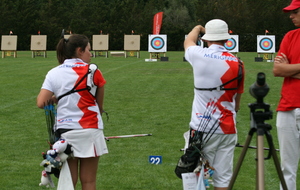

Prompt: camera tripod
[{"left": 228, "top": 102, "right": 287, "bottom": 190}]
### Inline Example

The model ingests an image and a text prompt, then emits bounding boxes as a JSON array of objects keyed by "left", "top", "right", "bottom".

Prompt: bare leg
[
  {"left": 80, "top": 156, "right": 100, "bottom": 190},
  {"left": 215, "top": 187, "right": 227, "bottom": 190},
  {"left": 67, "top": 157, "right": 79, "bottom": 188}
]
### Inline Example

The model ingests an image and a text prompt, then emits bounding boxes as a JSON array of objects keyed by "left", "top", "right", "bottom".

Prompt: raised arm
[{"left": 184, "top": 25, "right": 205, "bottom": 50}]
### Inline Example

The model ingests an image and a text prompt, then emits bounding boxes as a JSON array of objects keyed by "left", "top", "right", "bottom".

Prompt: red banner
[{"left": 153, "top": 12, "right": 163, "bottom": 35}]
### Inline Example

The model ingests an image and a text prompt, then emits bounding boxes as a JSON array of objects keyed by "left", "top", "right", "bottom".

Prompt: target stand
[
  {"left": 94, "top": 51, "right": 109, "bottom": 58},
  {"left": 257, "top": 53, "right": 274, "bottom": 62},
  {"left": 150, "top": 52, "right": 166, "bottom": 59},
  {"left": 32, "top": 51, "right": 47, "bottom": 58},
  {"left": 231, "top": 52, "right": 238, "bottom": 57},
  {"left": 125, "top": 50, "right": 140, "bottom": 58},
  {"left": 124, "top": 35, "right": 140, "bottom": 58},
  {"left": 31, "top": 35, "right": 47, "bottom": 58},
  {"left": 2, "top": 50, "right": 17, "bottom": 58},
  {"left": 256, "top": 35, "right": 275, "bottom": 62},
  {"left": 1, "top": 35, "right": 17, "bottom": 58},
  {"left": 92, "top": 35, "right": 109, "bottom": 58}
]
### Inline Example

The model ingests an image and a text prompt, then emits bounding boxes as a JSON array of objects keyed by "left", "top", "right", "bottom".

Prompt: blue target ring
[
  {"left": 259, "top": 38, "right": 273, "bottom": 51},
  {"left": 151, "top": 37, "right": 165, "bottom": 50},
  {"left": 224, "top": 38, "right": 236, "bottom": 51}
]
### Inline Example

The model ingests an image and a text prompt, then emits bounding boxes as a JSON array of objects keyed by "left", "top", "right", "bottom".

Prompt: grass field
[{"left": 0, "top": 51, "right": 298, "bottom": 190}]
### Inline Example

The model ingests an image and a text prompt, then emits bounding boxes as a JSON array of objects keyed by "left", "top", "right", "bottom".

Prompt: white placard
[
  {"left": 182, "top": 173, "right": 198, "bottom": 190},
  {"left": 224, "top": 35, "right": 239, "bottom": 53},
  {"left": 257, "top": 35, "right": 275, "bottom": 53},
  {"left": 148, "top": 34, "right": 167, "bottom": 52}
]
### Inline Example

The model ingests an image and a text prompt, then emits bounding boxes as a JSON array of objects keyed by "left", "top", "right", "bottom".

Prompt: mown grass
[{"left": 0, "top": 51, "right": 297, "bottom": 190}]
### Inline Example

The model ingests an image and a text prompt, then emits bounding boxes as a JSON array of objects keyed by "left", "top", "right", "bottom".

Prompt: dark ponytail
[
  {"left": 56, "top": 38, "right": 67, "bottom": 64},
  {"left": 56, "top": 33, "right": 89, "bottom": 64}
]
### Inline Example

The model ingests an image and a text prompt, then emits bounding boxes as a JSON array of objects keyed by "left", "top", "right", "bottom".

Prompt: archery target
[
  {"left": 92, "top": 35, "right": 109, "bottom": 50},
  {"left": 257, "top": 35, "right": 275, "bottom": 53},
  {"left": 224, "top": 35, "right": 239, "bottom": 52},
  {"left": 30, "top": 35, "right": 47, "bottom": 50},
  {"left": 124, "top": 35, "right": 140, "bottom": 50},
  {"left": 148, "top": 35, "right": 167, "bottom": 52},
  {"left": 1, "top": 35, "right": 17, "bottom": 50}
]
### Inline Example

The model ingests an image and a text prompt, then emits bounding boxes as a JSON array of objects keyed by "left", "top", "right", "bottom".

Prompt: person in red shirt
[{"left": 273, "top": 0, "right": 300, "bottom": 189}]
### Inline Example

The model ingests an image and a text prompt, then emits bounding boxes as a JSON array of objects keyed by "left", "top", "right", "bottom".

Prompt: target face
[
  {"left": 148, "top": 35, "right": 167, "bottom": 52},
  {"left": 151, "top": 37, "right": 164, "bottom": 50},
  {"left": 259, "top": 38, "right": 273, "bottom": 51},
  {"left": 124, "top": 35, "right": 140, "bottom": 50},
  {"left": 225, "top": 38, "right": 236, "bottom": 50},
  {"left": 257, "top": 35, "right": 275, "bottom": 53},
  {"left": 1, "top": 35, "right": 17, "bottom": 50},
  {"left": 30, "top": 35, "right": 47, "bottom": 50},
  {"left": 92, "top": 35, "right": 109, "bottom": 50},
  {"left": 224, "top": 35, "right": 239, "bottom": 52}
]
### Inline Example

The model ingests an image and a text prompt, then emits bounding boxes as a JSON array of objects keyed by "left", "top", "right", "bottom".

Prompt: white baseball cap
[{"left": 202, "top": 19, "right": 231, "bottom": 41}]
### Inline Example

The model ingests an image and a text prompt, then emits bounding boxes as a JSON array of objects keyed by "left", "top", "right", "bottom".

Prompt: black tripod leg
[
  {"left": 265, "top": 131, "right": 288, "bottom": 190},
  {"left": 228, "top": 129, "right": 255, "bottom": 190}
]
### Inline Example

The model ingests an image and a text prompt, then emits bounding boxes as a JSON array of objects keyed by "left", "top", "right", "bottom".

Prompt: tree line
[{"left": 0, "top": 0, "right": 294, "bottom": 51}]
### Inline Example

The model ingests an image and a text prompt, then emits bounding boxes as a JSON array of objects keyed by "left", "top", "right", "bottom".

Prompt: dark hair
[{"left": 56, "top": 34, "right": 89, "bottom": 64}]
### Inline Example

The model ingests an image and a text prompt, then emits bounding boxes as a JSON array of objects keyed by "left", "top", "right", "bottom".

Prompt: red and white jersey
[
  {"left": 42, "top": 58, "right": 106, "bottom": 130},
  {"left": 185, "top": 44, "right": 244, "bottom": 134}
]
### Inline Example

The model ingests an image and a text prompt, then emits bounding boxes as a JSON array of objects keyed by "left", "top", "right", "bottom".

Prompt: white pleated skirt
[{"left": 61, "top": 128, "right": 108, "bottom": 158}]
